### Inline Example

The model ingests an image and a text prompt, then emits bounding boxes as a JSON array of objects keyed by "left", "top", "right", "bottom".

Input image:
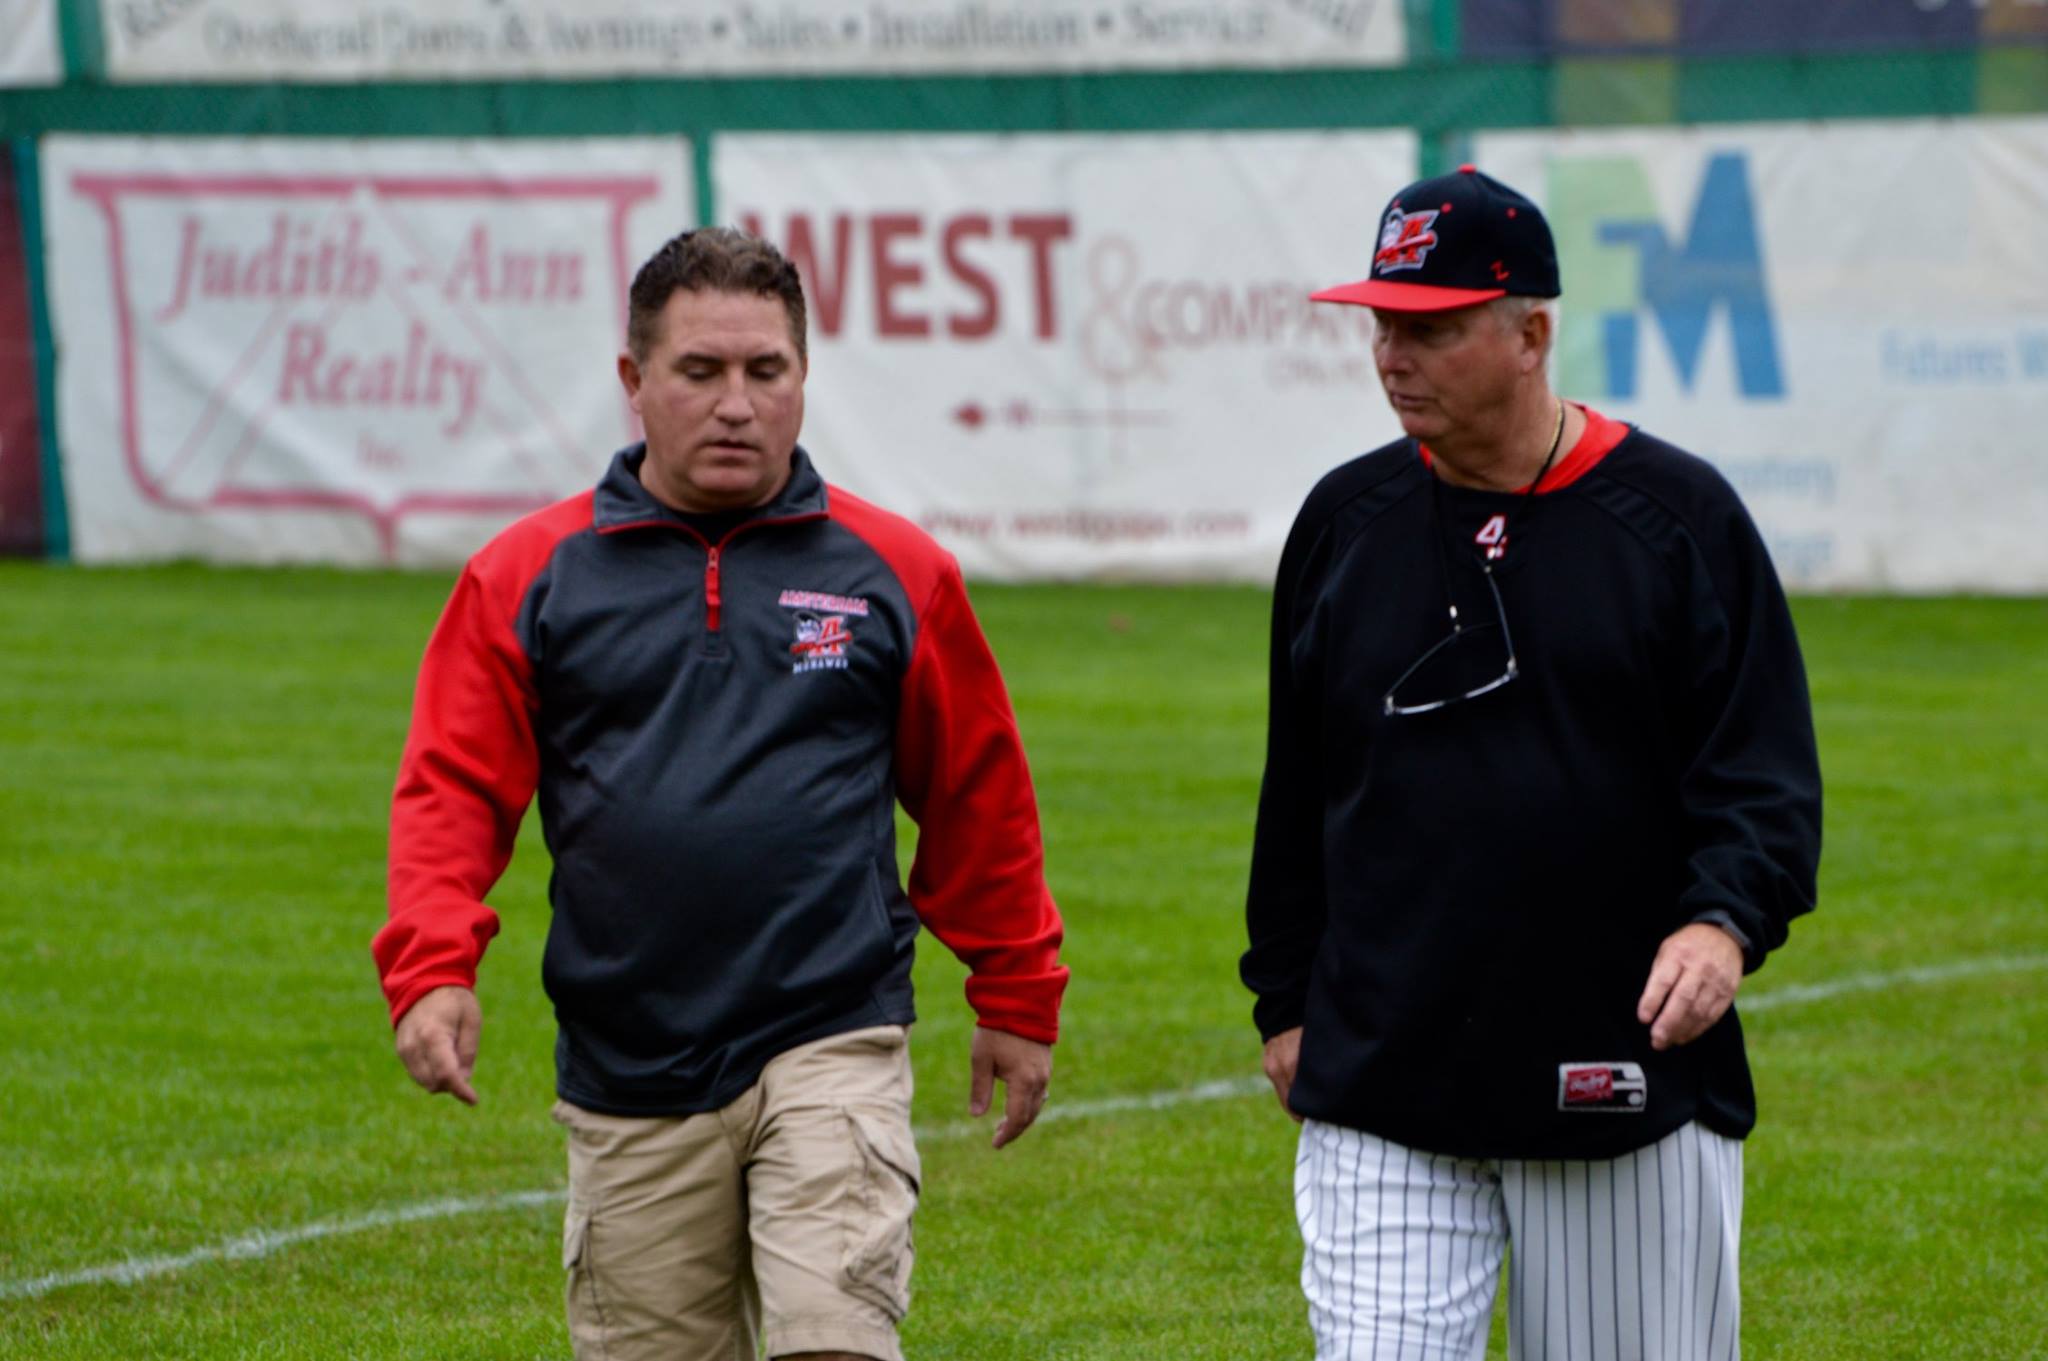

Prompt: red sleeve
[
  {"left": 894, "top": 560, "right": 1069, "bottom": 1043},
  {"left": 830, "top": 486, "right": 1068, "bottom": 1043},
  {"left": 372, "top": 498, "right": 585, "bottom": 1025}
]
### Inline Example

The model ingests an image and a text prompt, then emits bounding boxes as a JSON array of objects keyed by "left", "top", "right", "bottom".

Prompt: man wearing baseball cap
[{"left": 1242, "top": 166, "right": 1822, "bottom": 1359}]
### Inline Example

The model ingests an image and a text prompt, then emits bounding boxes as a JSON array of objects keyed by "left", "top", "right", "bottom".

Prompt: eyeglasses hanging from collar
[{"left": 1381, "top": 401, "right": 1563, "bottom": 719}]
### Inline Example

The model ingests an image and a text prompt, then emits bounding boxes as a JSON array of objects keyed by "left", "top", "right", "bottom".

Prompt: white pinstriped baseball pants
[{"left": 1295, "top": 1119, "right": 1743, "bottom": 1361}]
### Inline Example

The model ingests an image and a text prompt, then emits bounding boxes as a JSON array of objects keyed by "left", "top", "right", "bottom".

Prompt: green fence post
[
  {"left": 694, "top": 133, "right": 716, "bottom": 228},
  {"left": 14, "top": 135, "right": 66, "bottom": 561},
  {"left": 57, "top": 0, "right": 105, "bottom": 84},
  {"left": 1411, "top": 0, "right": 1465, "bottom": 177},
  {"left": 1430, "top": 0, "right": 1460, "bottom": 61}
]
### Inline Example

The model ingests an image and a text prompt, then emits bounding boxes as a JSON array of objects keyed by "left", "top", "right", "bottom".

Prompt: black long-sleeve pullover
[{"left": 1243, "top": 412, "right": 1821, "bottom": 1160}]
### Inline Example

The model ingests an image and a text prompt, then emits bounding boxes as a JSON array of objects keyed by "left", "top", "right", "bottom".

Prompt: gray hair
[{"left": 1490, "top": 296, "right": 1558, "bottom": 357}]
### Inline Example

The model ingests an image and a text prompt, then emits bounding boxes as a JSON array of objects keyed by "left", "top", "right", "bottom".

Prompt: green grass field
[{"left": 1, "top": 564, "right": 2043, "bottom": 1359}]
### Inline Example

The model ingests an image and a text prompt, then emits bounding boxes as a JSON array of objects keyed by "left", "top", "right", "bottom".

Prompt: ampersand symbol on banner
[{"left": 1081, "top": 236, "right": 1165, "bottom": 384}]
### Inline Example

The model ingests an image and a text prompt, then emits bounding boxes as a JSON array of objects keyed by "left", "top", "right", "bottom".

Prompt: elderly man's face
[
  {"left": 1369, "top": 304, "right": 1534, "bottom": 447},
  {"left": 620, "top": 288, "right": 806, "bottom": 513}
]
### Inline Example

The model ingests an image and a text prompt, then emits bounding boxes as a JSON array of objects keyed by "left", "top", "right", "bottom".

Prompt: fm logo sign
[{"left": 1550, "top": 152, "right": 1785, "bottom": 400}]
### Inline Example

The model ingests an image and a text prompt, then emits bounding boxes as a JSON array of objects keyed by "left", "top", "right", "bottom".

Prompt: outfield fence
[{"left": 1, "top": 1, "right": 2044, "bottom": 587}]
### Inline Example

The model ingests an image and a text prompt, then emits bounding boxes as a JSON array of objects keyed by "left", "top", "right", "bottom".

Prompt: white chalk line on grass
[
  {"left": 0, "top": 1078, "right": 1266, "bottom": 1302},
  {"left": 912, "top": 1073, "right": 1267, "bottom": 1144},
  {"left": 7, "top": 953, "right": 2042, "bottom": 1302},
  {"left": 1737, "top": 952, "right": 2047, "bottom": 1013},
  {"left": 0, "top": 1191, "right": 567, "bottom": 1300}
]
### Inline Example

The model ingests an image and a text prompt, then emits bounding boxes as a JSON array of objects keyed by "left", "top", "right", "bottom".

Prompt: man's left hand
[
  {"left": 968, "top": 1027, "right": 1051, "bottom": 1150},
  {"left": 1636, "top": 922, "right": 1745, "bottom": 1051}
]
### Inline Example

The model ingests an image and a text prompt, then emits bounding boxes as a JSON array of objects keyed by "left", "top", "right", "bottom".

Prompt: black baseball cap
[{"left": 1311, "top": 165, "right": 1560, "bottom": 313}]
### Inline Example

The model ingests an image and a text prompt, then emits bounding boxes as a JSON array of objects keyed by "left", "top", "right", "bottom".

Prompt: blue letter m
[{"left": 1597, "top": 154, "right": 1785, "bottom": 398}]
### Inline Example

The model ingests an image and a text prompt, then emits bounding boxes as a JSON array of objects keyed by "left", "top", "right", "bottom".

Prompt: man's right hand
[
  {"left": 1261, "top": 1026, "right": 1303, "bottom": 1124},
  {"left": 394, "top": 985, "right": 482, "bottom": 1106}
]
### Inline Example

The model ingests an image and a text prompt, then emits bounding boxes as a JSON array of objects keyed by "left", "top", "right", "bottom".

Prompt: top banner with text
[
  {"left": 718, "top": 131, "right": 1413, "bottom": 582},
  {"left": 101, "top": 1, "right": 1404, "bottom": 82}
]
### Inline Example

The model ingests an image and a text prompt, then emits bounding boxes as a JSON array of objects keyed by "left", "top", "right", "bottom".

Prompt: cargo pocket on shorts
[
  {"left": 842, "top": 1107, "right": 921, "bottom": 1322},
  {"left": 562, "top": 1203, "right": 590, "bottom": 1273},
  {"left": 562, "top": 1198, "right": 614, "bottom": 1352}
]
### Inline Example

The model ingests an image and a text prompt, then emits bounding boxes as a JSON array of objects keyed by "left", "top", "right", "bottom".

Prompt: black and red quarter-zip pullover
[{"left": 375, "top": 445, "right": 1068, "bottom": 1116}]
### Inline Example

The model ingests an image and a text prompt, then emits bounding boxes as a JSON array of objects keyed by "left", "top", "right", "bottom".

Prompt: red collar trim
[{"left": 1418, "top": 404, "right": 1630, "bottom": 494}]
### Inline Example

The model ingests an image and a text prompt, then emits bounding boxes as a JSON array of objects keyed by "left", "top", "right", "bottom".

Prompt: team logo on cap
[{"left": 1374, "top": 208, "right": 1441, "bottom": 276}]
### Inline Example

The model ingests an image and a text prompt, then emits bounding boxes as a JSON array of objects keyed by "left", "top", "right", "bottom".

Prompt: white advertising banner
[
  {"left": 42, "top": 136, "right": 693, "bottom": 565},
  {"left": 718, "top": 131, "right": 1415, "bottom": 581},
  {"left": 0, "top": 0, "right": 60, "bottom": 86},
  {"left": 99, "top": 0, "right": 1403, "bottom": 82},
  {"left": 1476, "top": 118, "right": 2048, "bottom": 593}
]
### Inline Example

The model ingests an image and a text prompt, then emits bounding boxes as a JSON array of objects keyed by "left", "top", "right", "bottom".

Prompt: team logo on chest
[{"left": 779, "top": 588, "right": 870, "bottom": 674}]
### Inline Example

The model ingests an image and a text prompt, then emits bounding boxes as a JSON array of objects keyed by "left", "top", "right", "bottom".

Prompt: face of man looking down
[
  {"left": 621, "top": 288, "right": 807, "bottom": 514},
  {"left": 1370, "top": 302, "right": 1543, "bottom": 452}
]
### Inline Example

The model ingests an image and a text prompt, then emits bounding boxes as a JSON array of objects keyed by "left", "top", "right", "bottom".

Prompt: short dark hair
[{"left": 626, "top": 226, "right": 808, "bottom": 363}]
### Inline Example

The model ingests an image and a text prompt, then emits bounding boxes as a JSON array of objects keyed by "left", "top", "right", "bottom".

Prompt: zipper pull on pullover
[{"left": 704, "top": 545, "right": 722, "bottom": 632}]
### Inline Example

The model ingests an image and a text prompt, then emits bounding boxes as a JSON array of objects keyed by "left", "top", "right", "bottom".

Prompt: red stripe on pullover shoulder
[
  {"left": 1535, "top": 404, "right": 1631, "bottom": 492},
  {"left": 374, "top": 491, "right": 594, "bottom": 1025},
  {"left": 828, "top": 486, "right": 1070, "bottom": 1044}
]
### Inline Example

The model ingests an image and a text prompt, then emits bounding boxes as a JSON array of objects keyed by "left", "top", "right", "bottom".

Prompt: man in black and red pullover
[{"left": 373, "top": 227, "right": 1068, "bottom": 1361}]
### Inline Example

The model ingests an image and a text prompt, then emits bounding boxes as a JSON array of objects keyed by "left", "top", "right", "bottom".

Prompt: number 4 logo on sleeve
[{"left": 1475, "top": 514, "right": 1508, "bottom": 561}]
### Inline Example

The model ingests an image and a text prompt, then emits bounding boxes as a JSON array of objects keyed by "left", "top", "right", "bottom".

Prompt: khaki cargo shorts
[{"left": 553, "top": 1024, "right": 919, "bottom": 1361}]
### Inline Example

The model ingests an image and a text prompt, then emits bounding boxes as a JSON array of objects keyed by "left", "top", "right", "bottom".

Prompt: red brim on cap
[{"left": 1309, "top": 279, "right": 1507, "bottom": 312}]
